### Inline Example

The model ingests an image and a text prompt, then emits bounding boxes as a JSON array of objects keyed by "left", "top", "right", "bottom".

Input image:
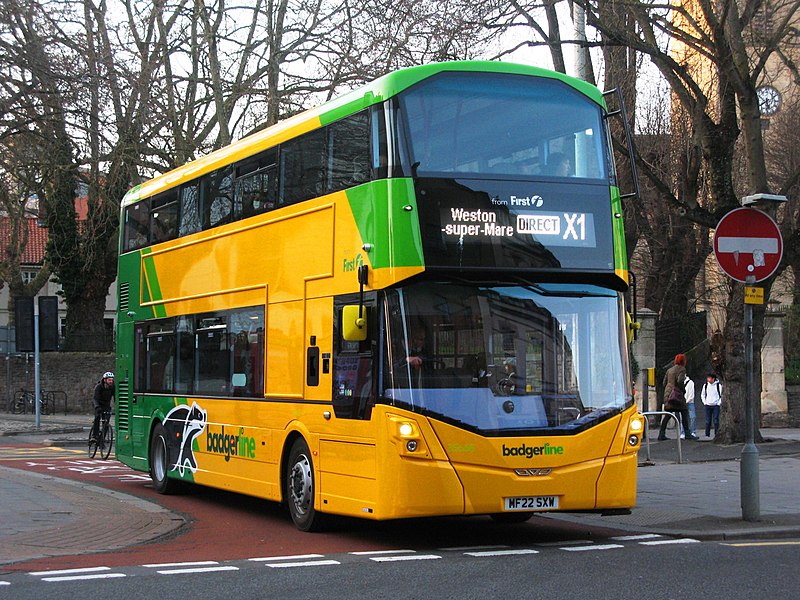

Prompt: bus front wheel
[
  {"left": 150, "top": 423, "right": 182, "bottom": 495},
  {"left": 285, "top": 438, "right": 325, "bottom": 532}
]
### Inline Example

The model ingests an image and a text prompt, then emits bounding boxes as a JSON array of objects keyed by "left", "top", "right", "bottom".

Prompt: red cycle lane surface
[{"left": 1, "top": 450, "right": 619, "bottom": 572}]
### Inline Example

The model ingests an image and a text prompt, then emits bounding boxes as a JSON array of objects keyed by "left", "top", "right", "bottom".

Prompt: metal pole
[
  {"left": 741, "top": 276, "right": 760, "bottom": 521},
  {"left": 34, "top": 310, "right": 41, "bottom": 428}
]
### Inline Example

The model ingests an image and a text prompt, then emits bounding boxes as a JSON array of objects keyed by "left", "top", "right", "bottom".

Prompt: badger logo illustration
[{"left": 163, "top": 402, "right": 207, "bottom": 476}]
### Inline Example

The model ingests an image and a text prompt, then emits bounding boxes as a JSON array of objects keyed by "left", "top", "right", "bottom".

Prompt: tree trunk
[{"left": 62, "top": 285, "right": 112, "bottom": 352}]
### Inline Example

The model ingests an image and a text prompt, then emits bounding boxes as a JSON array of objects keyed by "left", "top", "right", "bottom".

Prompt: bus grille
[
  {"left": 119, "top": 282, "right": 130, "bottom": 312},
  {"left": 117, "top": 380, "right": 130, "bottom": 431}
]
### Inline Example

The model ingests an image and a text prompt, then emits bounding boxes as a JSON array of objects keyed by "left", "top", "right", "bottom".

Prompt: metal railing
[
  {"left": 6, "top": 389, "right": 68, "bottom": 415},
  {"left": 642, "top": 411, "right": 683, "bottom": 464}
]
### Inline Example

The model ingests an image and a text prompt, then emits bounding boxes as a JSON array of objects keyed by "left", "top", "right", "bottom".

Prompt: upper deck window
[
  {"left": 121, "top": 109, "right": 374, "bottom": 253},
  {"left": 397, "top": 72, "right": 609, "bottom": 181}
]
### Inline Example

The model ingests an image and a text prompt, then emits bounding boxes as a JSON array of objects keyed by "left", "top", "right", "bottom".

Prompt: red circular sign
[{"left": 713, "top": 207, "right": 783, "bottom": 283}]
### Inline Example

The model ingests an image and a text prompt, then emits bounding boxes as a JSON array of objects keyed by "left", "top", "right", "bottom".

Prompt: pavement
[{"left": 1, "top": 413, "right": 799, "bottom": 567}]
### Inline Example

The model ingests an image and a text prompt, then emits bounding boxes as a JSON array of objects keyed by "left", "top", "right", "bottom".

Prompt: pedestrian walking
[
  {"left": 682, "top": 374, "right": 697, "bottom": 439},
  {"left": 701, "top": 373, "right": 723, "bottom": 438},
  {"left": 658, "top": 354, "right": 698, "bottom": 441}
]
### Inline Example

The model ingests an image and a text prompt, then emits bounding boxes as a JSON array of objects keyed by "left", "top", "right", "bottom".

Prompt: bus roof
[{"left": 121, "top": 61, "right": 606, "bottom": 207}]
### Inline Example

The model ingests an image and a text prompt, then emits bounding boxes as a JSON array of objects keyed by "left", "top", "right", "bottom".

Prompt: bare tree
[{"left": 577, "top": 0, "right": 800, "bottom": 443}]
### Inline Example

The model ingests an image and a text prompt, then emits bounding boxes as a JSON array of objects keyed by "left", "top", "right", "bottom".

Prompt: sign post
[{"left": 713, "top": 207, "right": 783, "bottom": 522}]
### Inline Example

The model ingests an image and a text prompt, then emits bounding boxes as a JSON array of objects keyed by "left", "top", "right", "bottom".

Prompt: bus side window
[
  {"left": 204, "top": 167, "right": 234, "bottom": 228},
  {"left": 328, "top": 111, "right": 371, "bottom": 193},
  {"left": 195, "top": 315, "right": 230, "bottom": 396},
  {"left": 145, "top": 319, "right": 176, "bottom": 393},
  {"left": 235, "top": 157, "right": 277, "bottom": 219},
  {"left": 280, "top": 128, "right": 326, "bottom": 205},
  {"left": 175, "top": 316, "right": 194, "bottom": 395},
  {"left": 134, "top": 324, "right": 147, "bottom": 391},
  {"left": 124, "top": 201, "right": 150, "bottom": 251},
  {"left": 179, "top": 182, "right": 201, "bottom": 236},
  {"left": 150, "top": 190, "right": 178, "bottom": 244},
  {"left": 229, "top": 307, "right": 264, "bottom": 397}
]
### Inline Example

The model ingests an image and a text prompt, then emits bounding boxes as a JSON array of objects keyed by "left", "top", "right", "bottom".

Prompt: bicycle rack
[{"left": 641, "top": 411, "right": 683, "bottom": 464}]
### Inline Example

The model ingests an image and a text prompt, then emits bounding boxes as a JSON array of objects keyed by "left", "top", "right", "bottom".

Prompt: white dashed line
[
  {"left": 157, "top": 566, "right": 240, "bottom": 575},
  {"left": 265, "top": 560, "right": 341, "bottom": 568},
  {"left": 537, "top": 539, "right": 593, "bottom": 547},
  {"left": 143, "top": 561, "right": 219, "bottom": 568},
  {"left": 30, "top": 566, "right": 111, "bottom": 576},
  {"left": 465, "top": 549, "right": 540, "bottom": 557},
  {"left": 560, "top": 544, "right": 625, "bottom": 552},
  {"left": 42, "top": 573, "right": 127, "bottom": 582},
  {"left": 249, "top": 554, "right": 325, "bottom": 562},
  {"left": 369, "top": 554, "right": 442, "bottom": 562},
  {"left": 440, "top": 545, "right": 510, "bottom": 552},
  {"left": 639, "top": 538, "right": 700, "bottom": 546},
  {"left": 610, "top": 534, "right": 663, "bottom": 541},
  {"left": 348, "top": 550, "right": 415, "bottom": 556}
]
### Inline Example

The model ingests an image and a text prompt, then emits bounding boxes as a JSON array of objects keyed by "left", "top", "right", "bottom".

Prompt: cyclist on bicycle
[{"left": 91, "top": 371, "right": 115, "bottom": 442}]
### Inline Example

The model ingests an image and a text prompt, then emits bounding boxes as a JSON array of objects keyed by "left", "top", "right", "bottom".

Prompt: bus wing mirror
[{"left": 342, "top": 305, "right": 368, "bottom": 341}]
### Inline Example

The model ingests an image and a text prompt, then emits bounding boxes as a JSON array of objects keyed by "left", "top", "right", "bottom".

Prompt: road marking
[
  {"left": 30, "top": 566, "right": 110, "bottom": 576},
  {"left": 0, "top": 447, "right": 85, "bottom": 460},
  {"left": 639, "top": 539, "right": 700, "bottom": 546},
  {"left": 611, "top": 534, "right": 662, "bottom": 541},
  {"left": 265, "top": 560, "right": 341, "bottom": 568},
  {"left": 249, "top": 554, "right": 325, "bottom": 562},
  {"left": 722, "top": 541, "right": 800, "bottom": 547},
  {"left": 143, "top": 560, "right": 219, "bottom": 568},
  {"left": 465, "top": 549, "right": 540, "bottom": 557},
  {"left": 157, "top": 566, "right": 239, "bottom": 575},
  {"left": 0, "top": 581, "right": 10, "bottom": 586},
  {"left": 561, "top": 544, "right": 625, "bottom": 552},
  {"left": 538, "top": 539, "right": 593, "bottom": 547},
  {"left": 348, "top": 550, "right": 415, "bottom": 556},
  {"left": 42, "top": 573, "right": 127, "bottom": 582},
  {"left": 369, "top": 554, "right": 441, "bottom": 562},
  {"left": 440, "top": 545, "right": 509, "bottom": 552}
]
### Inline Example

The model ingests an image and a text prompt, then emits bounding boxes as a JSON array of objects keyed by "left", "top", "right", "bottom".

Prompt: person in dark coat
[
  {"left": 658, "top": 354, "right": 698, "bottom": 440},
  {"left": 91, "top": 371, "right": 115, "bottom": 441}
]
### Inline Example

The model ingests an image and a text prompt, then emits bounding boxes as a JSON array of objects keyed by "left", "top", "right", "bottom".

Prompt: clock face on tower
[{"left": 757, "top": 85, "right": 781, "bottom": 116}]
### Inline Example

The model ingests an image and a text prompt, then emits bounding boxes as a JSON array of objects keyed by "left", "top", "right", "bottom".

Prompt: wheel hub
[{"left": 289, "top": 455, "right": 313, "bottom": 515}]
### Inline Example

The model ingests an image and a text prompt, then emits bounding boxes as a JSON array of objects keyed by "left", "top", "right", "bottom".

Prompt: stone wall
[{"left": 2, "top": 353, "right": 114, "bottom": 414}]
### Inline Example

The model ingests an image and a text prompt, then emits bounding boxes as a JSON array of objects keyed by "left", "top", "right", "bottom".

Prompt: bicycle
[
  {"left": 11, "top": 389, "right": 52, "bottom": 415},
  {"left": 88, "top": 409, "right": 114, "bottom": 459}
]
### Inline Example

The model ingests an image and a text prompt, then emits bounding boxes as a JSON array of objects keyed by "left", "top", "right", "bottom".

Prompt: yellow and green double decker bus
[{"left": 115, "top": 61, "right": 643, "bottom": 531}]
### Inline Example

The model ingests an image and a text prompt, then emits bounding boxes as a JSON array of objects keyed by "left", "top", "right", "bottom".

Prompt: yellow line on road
[
  {"left": 722, "top": 541, "right": 800, "bottom": 547},
  {"left": 0, "top": 446, "right": 85, "bottom": 460}
]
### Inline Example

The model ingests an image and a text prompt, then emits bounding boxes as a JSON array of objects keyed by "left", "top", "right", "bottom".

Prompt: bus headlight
[
  {"left": 386, "top": 413, "right": 430, "bottom": 458},
  {"left": 629, "top": 417, "right": 643, "bottom": 434},
  {"left": 625, "top": 414, "right": 644, "bottom": 452}
]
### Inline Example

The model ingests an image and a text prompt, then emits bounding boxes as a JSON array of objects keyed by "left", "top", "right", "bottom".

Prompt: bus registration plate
[{"left": 504, "top": 496, "right": 559, "bottom": 511}]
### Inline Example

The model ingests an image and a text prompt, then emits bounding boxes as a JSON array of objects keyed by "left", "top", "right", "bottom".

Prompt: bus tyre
[
  {"left": 150, "top": 423, "right": 182, "bottom": 495},
  {"left": 286, "top": 438, "right": 325, "bottom": 532},
  {"left": 490, "top": 512, "right": 534, "bottom": 524}
]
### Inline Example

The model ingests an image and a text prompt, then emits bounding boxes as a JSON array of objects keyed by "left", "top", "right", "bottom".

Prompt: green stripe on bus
[
  {"left": 610, "top": 187, "right": 628, "bottom": 272},
  {"left": 141, "top": 248, "right": 168, "bottom": 318},
  {"left": 345, "top": 179, "right": 425, "bottom": 269}
]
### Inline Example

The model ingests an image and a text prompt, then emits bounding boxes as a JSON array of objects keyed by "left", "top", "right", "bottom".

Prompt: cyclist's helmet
[{"left": 103, "top": 371, "right": 114, "bottom": 379}]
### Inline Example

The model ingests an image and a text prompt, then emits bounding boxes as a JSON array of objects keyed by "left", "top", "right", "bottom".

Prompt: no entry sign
[{"left": 713, "top": 207, "right": 783, "bottom": 283}]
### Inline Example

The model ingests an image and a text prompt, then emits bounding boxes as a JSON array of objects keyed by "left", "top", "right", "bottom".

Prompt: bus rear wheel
[
  {"left": 285, "top": 438, "right": 325, "bottom": 532},
  {"left": 150, "top": 423, "right": 182, "bottom": 494}
]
